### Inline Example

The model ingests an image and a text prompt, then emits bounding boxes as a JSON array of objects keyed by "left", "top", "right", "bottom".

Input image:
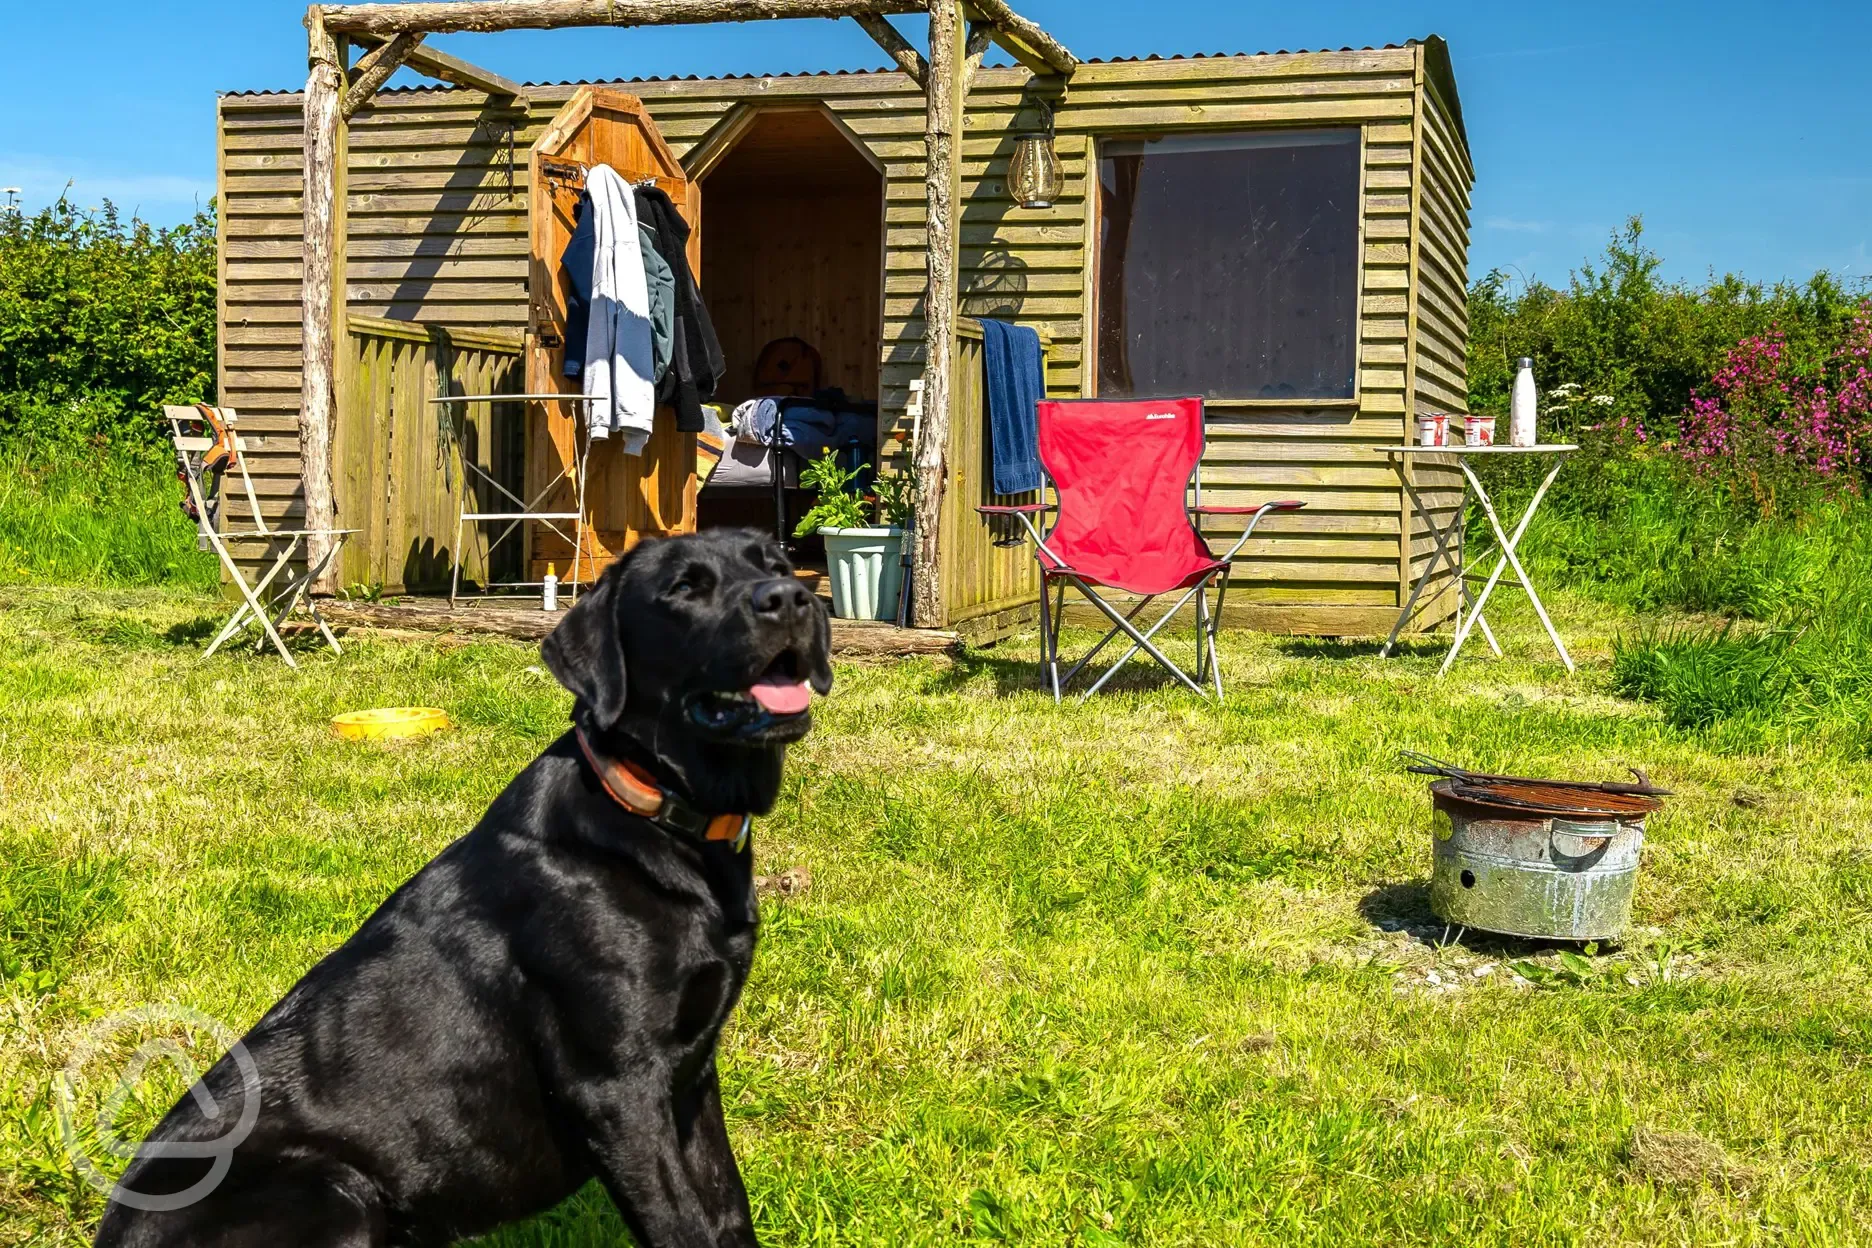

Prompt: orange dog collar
[{"left": 575, "top": 727, "right": 750, "bottom": 852}]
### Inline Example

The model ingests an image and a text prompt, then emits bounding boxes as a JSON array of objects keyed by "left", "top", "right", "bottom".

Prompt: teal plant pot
[{"left": 820, "top": 526, "right": 905, "bottom": 621}]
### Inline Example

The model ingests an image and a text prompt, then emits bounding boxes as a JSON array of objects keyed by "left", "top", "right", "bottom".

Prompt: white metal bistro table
[
  {"left": 1377, "top": 443, "right": 1578, "bottom": 676},
  {"left": 428, "top": 393, "right": 598, "bottom": 606}
]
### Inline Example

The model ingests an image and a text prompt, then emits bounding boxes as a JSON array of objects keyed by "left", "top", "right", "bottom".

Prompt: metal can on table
[{"left": 1463, "top": 414, "right": 1496, "bottom": 446}]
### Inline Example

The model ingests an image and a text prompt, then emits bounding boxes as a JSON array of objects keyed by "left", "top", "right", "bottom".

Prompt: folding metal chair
[
  {"left": 166, "top": 405, "right": 356, "bottom": 669},
  {"left": 979, "top": 396, "right": 1304, "bottom": 701}
]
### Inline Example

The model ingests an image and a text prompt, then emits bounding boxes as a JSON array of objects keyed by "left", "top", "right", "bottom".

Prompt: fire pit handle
[{"left": 1550, "top": 818, "right": 1620, "bottom": 863}]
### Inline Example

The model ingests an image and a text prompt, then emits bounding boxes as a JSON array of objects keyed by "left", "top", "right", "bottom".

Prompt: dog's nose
[{"left": 751, "top": 577, "right": 814, "bottom": 619}]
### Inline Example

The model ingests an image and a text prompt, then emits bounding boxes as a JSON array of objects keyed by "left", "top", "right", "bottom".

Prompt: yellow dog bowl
[{"left": 331, "top": 707, "right": 450, "bottom": 741}]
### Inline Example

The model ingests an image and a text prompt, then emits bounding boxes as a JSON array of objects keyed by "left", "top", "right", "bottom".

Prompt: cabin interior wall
[
  {"left": 697, "top": 109, "right": 883, "bottom": 543},
  {"left": 700, "top": 112, "right": 883, "bottom": 409}
]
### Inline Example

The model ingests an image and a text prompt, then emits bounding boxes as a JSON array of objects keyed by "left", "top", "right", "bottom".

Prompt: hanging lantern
[{"left": 1007, "top": 100, "right": 1064, "bottom": 210}]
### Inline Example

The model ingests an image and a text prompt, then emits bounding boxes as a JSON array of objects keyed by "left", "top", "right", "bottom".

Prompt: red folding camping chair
[{"left": 980, "top": 397, "right": 1304, "bottom": 701}]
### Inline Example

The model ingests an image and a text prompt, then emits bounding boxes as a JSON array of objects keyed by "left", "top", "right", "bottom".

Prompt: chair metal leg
[
  {"left": 296, "top": 536, "right": 348, "bottom": 656},
  {"left": 1047, "top": 579, "right": 1067, "bottom": 701},
  {"left": 1035, "top": 570, "right": 1060, "bottom": 702},
  {"left": 1204, "top": 573, "right": 1226, "bottom": 698},
  {"left": 1059, "top": 595, "right": 1156, "bottom": 692},
  {"left": 1076, "top": 579, "right": 1211, "bottom": 699},
  {"left": 1194, "top": 586, "right": 1210, "bottom": 684}
]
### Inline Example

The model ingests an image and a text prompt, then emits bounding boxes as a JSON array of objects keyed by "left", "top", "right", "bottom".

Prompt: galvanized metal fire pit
[{"left": 1423, "top": 772, "right": 1664, "bottom": 942}]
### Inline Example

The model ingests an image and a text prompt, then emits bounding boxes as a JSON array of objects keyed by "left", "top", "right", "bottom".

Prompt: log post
[
  {"left": 911, "top": 0, "right": 966, "bottom": 628},
  {"left": 302, "top": 7, "right": 344, "bottom": 591}
]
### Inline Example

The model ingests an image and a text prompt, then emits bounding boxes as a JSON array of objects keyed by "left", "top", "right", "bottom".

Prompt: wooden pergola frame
[{"left": 297, "top": 0, "right": 1076, "bottom": 626}]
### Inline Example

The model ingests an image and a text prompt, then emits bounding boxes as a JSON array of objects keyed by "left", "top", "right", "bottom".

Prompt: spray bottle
[{"left": 542, "top": 562, "right": 558, "bottom": 612}]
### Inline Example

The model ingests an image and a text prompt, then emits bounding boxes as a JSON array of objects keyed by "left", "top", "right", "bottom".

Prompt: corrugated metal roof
[{"left": 220, "top": 43, "right": 1417, "bottom": 97}]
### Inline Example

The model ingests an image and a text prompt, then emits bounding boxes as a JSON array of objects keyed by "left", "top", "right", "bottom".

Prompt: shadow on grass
[
  {"left": 164, "top": 615, "right": 221, "bottom": 645},
  {"left": 1277, "top": 636, "right": 1447, "bottom": 661},
  {"left": 1357, "top": 880, "right": 1613, "bottom": 956},
  {"left": 928, "top": 643, "right": 1202, "bottom": 699}
]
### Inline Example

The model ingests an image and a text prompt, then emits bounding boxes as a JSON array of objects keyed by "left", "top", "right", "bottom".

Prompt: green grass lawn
[{"left": 1, "top": 584, "right": 1868, "bottom": 1246}]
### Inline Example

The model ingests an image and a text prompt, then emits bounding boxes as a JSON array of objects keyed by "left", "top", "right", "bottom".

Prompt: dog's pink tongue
[{"left": 749, "top": 675, "right": 813, "bottom": 715}]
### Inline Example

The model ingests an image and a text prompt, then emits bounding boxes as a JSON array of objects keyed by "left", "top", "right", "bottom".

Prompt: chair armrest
[
  {"left": 1190, "top": 500, "right": 1306, "bottom": 515},
  {"left": 977, "top": 503, "right": 1051, "bottom": 515}
]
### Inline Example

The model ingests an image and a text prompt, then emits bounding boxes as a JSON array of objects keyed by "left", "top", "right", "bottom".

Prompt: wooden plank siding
[
  {"left": 216, "top": 40, "right": 1473, "bottom": 632},
  {"left": 1404, "top": 49, "right": 1475, "bottom": 627},
  {"left": 334, "top": 315, "right": 526, "bottom": 595}
]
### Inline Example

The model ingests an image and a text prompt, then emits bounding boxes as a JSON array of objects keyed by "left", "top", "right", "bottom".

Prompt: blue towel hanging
[{"left": 980, "top": 319, "right": 1043, "bottom": 495}]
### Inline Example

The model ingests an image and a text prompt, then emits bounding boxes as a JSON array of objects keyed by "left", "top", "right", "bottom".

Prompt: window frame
[{"left": 1084, "top": 125, "right": 1368, "bottom": 412}]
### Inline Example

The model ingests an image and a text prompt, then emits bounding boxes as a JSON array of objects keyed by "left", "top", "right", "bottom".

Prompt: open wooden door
[{"left": 527, "top": 88, "right": 704, "bottom": 581}]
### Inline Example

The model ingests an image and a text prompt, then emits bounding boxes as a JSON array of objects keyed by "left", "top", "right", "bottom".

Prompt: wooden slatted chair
[{"left": 166, "top": 405, "right": 356, "bottom": 669}]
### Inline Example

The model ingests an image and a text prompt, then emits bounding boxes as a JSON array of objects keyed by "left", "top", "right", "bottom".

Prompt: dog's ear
[
  {"left": 806, "top": 597, "right": 834, "bottom": 696},
  {"left": 541, "top": 566, "right": 627, "bottom": 729}
]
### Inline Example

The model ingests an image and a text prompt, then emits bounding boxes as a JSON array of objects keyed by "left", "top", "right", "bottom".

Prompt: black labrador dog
[{"left": 95, "top": 529, "right": 831, "bottom": 1248}]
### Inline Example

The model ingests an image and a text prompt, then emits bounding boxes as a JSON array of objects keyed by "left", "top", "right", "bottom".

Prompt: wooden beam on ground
[
  {"left": 912, "top": 0, "right": 965, "bottom": 628},
  {"left": 961, "top": 20, "right": 991, "bottom": 92},
  {"left": 964, "top": 0, "right": 1076, "bottom": 77},
  {"left": 302, "top": 7, "right": 345, "bottom": 593},
  {"left": 323, "top": 0, "right": 921, "bottom": 37},
  {"left": 318, "top": 599, "right": 961, "bottom": 656},
  {"left": 851, "top": 13, "right": 926, "bottom": 88},
  {"left": 353, "top": 32, "right": 531, "bottom": 106},
  {"left": 343, "top": 31, "right": 425, "bottom": 117}
]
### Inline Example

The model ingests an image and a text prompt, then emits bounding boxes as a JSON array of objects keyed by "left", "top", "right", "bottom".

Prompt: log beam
[
  {"left": 851, "top": 14, "right": 926, "bottom": 88},
  {"left": 354, "top": 32, "right": 531, "bottom": 105},
  {"left": 961, "top": 19, "right": 991, "bottom": 92},
  {"left": 323, "top": 0, "right": 921, "bottom": 37},
  {"left": 317, "top": 598, "right": 961, "bottom": 655},
  {"left": 911, "top": 0, "right": 965, "bottom": 628},
  {"left": 965, "top": 0, "right": 1076, "bottom": 77},
  {"left": 301, "top": 7, "right": 345, "bottom": 592},
  {"left": 342, "top": 31, "right": 425, "bottom": 117}
]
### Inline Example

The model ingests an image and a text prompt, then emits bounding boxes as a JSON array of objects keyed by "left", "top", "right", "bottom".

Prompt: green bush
[
  {"left": 0, "top": 197, "right": 216, "bottom": 455},
  {"left": 0, "top": 198, "right": 219, "bottom": 588},
  {"left": 1466, "top": 219, "right": 1867, "bottom": 517}
]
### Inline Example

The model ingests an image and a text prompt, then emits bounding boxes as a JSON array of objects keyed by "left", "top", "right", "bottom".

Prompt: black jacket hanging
[
  {"left": 633, "top": 185, "right": 725, "bottom": 433},
  {"left": 560, "top": 190, "right": 596, "bottom": 379}
]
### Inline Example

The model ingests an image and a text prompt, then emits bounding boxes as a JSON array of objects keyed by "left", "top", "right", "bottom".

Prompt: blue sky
[{"left": 3, "top": 0, "right": 1866, "bottom": 289}]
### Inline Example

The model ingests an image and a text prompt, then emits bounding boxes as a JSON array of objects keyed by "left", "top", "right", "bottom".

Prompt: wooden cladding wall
[
  {"left": 335, "top": 315, "right": 526, "bottom": 594},
  {"left": 1401, "top": 65, "right": 1475, "bottom": 622},
  {"left": 702, "top": 186, "right": 884, "bottom": 408},
  {"left": 217, "top": 42, "right": 1472, "bottom": 630}
]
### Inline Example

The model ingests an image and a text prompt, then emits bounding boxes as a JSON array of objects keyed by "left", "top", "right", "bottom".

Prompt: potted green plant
[{"left": 795, "top": 452, "right": 913, "bottom": 621}]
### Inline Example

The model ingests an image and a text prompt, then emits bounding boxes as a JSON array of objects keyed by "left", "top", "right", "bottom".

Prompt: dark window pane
[{"left": 1097, "top": 129, "right": 1360, "bottom": 401}]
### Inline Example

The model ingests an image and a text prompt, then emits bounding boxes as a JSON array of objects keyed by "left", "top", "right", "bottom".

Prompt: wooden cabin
[{"left": 216, "top": 34, "right": 1471, "bottom": 638}]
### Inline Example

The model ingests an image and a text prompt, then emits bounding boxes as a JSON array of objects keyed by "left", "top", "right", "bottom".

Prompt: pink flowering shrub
[{"left": 1674, "top": 303, "right": 1872, "bottom": 511}]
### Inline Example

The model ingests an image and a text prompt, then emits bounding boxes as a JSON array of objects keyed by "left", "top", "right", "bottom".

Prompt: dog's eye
[{"left": 669, "top": 565, "right": 716, "bottom": 597}]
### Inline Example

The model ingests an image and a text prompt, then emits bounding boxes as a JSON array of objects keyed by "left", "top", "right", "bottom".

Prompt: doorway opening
[{"left": 694, "top": 105, "right": 885, "bottom": 569}]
